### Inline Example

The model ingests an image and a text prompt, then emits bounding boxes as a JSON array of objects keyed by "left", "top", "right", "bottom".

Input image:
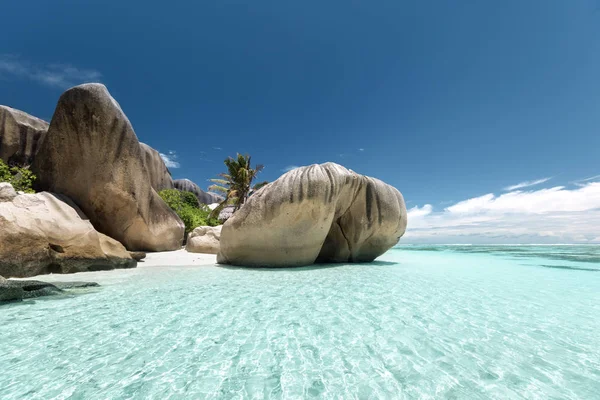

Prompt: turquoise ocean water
[{"left": 1, "top": 245, "right": 600, "bottom": 399}]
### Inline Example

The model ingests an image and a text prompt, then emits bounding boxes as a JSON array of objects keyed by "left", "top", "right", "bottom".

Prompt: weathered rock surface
[
  {"left": 129, "top": 251, "right": 147, "bottom": 262},
  {"left": 186, "top": 225, "right": 222, "bottom": 254},
  {"left": 140, "top": 142, "right": 174, "bottom": 191},
  {"left": 217, "top": 163, "right": 407, "bottom": 267},
  {"left": 31, "top": 83, "right": 184, "bottom": 251},
  {"left": 0, "top": 184, "right": 136, "bottom": 278},
  {"left": 0, "top": 105, "right": 49, "bottom": 166},
  {"left": 0, "top": 182, "right": 17, "bottom": 201},
  {"left": 0, "top": 279, "right": 99, "bottom": 303},
  {"left": 174, "top": 179, "right": 223, "bottom": 205}
]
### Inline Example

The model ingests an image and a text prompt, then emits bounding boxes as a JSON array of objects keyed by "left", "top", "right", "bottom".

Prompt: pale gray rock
[
  {"left": 0, "top": 183, "right": 136, "bottom": 278},
  {"left": 217, "top": 163, "right": 407, "bottom": 267},
  {"left": 140, "top": 142, "right": 174, "bottom": 191},
  {"left": 186, "top": 225, "right": 222, "bottom": 254},
  {"left": 0, "top": 182, "right": 17, "bottom": 202},
  {"left": 31, "top": 84, "right": 184, "bottom": 251},
  {"left": 174, "top": 179, "right": 223, "bottom": 205},
  {"left": 0, "top": 105, "right": 49, "bottom": 166}
]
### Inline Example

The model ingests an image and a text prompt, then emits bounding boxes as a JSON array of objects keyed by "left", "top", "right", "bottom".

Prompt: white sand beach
[
  {"left": 142, "top": 249, "right": 217, "bottom": 267},
  {"left": 15, "top": 250, "right": 218, "bottom": 284}
]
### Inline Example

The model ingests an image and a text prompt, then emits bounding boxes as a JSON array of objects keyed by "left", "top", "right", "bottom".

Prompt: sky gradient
[{"left": 1, "top": 1, "right": 600, "bottom": 243}]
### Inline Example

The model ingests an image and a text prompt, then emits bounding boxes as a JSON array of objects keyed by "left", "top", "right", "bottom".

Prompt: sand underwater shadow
[{"left": 217, "top": 259, "right": 398, "bottom": 272}]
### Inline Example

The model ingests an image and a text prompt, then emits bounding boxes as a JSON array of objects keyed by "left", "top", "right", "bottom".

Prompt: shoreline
[{"left": 10, "top": 250, "right": 218, "bottom": 284}]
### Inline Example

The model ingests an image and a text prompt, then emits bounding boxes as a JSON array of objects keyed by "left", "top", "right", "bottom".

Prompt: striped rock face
[
  {"left": 31, "top": 84, "right": 184, "bottom": 251},
  {"left": 0, "top": 105, "right": 49, "bottom": 166},
  {"left": 217, "top": 163, "right": 407, "bottom": 267},
  {"left": 140, "top": 142, "right": 174, "bottom": 191}
]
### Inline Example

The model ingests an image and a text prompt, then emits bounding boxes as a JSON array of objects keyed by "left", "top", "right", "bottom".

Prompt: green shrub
[
  {"left": 158, "top": 189, "right": 220, "bottom": 236},
  {"left": 0, "top": 159, "right": 36, "bottom": 193}
]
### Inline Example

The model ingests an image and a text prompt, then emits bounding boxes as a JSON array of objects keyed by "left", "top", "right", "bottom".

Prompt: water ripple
[{"left": 1, "top": 246, "right": 600, "bottom": 399}]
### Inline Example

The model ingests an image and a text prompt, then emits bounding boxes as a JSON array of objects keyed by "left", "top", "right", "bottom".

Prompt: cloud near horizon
[
  {"left": 503, "top": 177, "right": 552, "bottom": 191},
  {"left": 0, "top": 55, "right": 101, "bottom": 89},
  {"left": 160, "top": 150, "right": 180, "bottom": 169},
  {"left": 405, "top": 182, "right": 600, "bottom": 244}
]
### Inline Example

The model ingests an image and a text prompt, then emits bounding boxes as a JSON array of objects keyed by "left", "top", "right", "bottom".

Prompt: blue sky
[{"left": 2, "top": 1, "right": 600, "bottom": 243}]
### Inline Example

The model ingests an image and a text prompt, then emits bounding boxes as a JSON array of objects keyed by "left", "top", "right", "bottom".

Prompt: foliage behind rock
[
  {"left": 0, "top": 159, "right": 36, "bottom": 193},
  {"left": 158, "top": 189, "right": 220, "bottom": 236}
]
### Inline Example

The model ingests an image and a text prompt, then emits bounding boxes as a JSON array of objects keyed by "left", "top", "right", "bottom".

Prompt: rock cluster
[
  {"left": 217, "top": 163, "right": 407, "bottom": 267},
  {"left": 0, "top": 184, "right": 136, "bottom": 278},
  {"left": 31, "top": 84, "right": 184, "bottom": 251}
]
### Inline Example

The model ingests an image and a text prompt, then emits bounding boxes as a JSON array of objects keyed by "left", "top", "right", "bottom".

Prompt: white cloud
[
  {"left": 503, "top": 177, "right": 551, "bottom": 191},
  {"left": 160, "top": 150, "right": 180, "bottom": 169},
  {"left": 404, "top": 182, "right": 600, "bottom": 244},
  {"left": 407, "top": 204, "right": 433, "bottom": 218},
  {"left": 213, "top": 147, "right": 222, "bottom": 150},
  {"left": 282, "top": 165, "right": 299, "bottom": 173},
  {"left": 358, "top": 148, "right": 364, "bottom": 151},
  {"left": 0, "top": 55, "right": 101, "bottom": 89},
  {"left": 571, "top": 174, "right": 600, "bottom": 187}
]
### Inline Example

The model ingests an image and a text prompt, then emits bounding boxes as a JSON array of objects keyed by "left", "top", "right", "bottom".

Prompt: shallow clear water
[{"left": 2, "top": 245, "right": 600, "bottom": 399}]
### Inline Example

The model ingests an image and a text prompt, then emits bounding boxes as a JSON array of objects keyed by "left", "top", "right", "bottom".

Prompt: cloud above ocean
[{"left": 404, "top": 181, "right": 600, "bottom": 244}]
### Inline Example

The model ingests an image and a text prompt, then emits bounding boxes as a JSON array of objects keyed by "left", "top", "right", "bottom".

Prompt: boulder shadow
[{"left": 217, "top": 259, "right": 397, "bottom": 271}]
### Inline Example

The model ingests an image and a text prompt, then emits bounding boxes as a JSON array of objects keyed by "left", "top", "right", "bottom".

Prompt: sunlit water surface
[{"left": 1, "top": 245, "right": 600, "bottom": 399}]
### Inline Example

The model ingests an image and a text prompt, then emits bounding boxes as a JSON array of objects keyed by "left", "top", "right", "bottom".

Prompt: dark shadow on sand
[{"left": 217, "top": 259, "right": 398, "bottom": 271}]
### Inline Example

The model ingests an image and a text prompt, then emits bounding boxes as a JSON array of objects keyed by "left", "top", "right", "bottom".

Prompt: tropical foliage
[
  {"left": 208, "top": 153, "right": 264, "bottom": 220},
  {"left": 158, "top": 189, "right": 220, "bottom": 236},
  {"left": 0, "top": 159, "right": 36, "bottom": 193}
]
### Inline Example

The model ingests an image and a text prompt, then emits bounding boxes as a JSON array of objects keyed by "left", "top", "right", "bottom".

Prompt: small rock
[
  {"left": 1, "top": 279, "right": 100, "bottom": 303},
  {"left": 53, "top": 281, "right": 100, "bottom": 290},
  {"left": 0, "top": 182, "right": 17, "bottom": 202},
  {"left": 129, "top": 251, "right": 147, "bottom": 261},
  {"left": 0, "top": 284, "right": 24, "bottom": 302},
  {"left": 186, "top": 225, "right": 222, "bottom": 254}
]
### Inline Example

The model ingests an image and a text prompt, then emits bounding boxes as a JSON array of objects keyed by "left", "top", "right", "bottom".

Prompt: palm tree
[{"left": 208, "top": 153, "right": 264, "bottom": 220}]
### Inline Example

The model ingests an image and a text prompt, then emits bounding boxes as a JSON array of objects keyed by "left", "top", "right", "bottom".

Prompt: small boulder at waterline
[
  {"left": 186, "top": 225, "right": 222, "bottom": 254},
  {"left": 0, "top": 105, "right": 49, "bottom": 166},
  {"left": 31, "top": 83, "right": 184, "bottom": 251},
  {"left": 217, "top": 163, "right": 407, "bottom": 267},
  {"left": 0, "top": 279, "right": 99, "bottom": 303},
  {"left": 0, "top": 184, "right": 136, "bottom": 278}
]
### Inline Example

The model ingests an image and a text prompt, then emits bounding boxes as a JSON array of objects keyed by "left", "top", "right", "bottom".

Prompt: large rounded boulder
[
  {"left": 140, "top": 142, "right": 174, "bottom": 191},
  {"left": 0, "top": 184, "right": 136, "bottom": 278},
  {"left": 0, "top": 105, "right": 49, "bottom": 166},
  {"left": 217, "top": 163, "right": 407, "bottom": 267},
  {"left": 31, "top": 84, "right": 184, "bottom": 251}
]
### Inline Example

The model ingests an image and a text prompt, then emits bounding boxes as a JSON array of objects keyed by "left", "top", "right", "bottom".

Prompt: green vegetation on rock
[
  {"left": 158, "top": 189, "right": 220, "bottom": 236},
  {"left": 0, "top": 159, "right": 36, "bottom": 193}
]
